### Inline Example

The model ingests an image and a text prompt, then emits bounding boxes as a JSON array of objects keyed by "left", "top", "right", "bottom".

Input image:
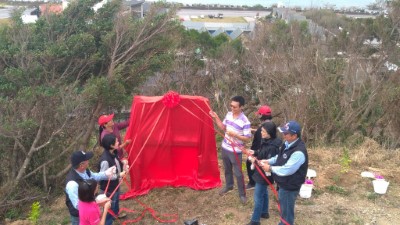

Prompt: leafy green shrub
[
  {"left": 326, "top": 185, "right": 349, "bottom": 195},
  {"left": 367, "top": 192, "right": 379, "bottom": 201},
  {"left": 28, "top": 201, "right": 41, "bottom": 225},
  {"left": 339, "top": 147, "right": 352, "bottom": 173},
  {"left": 5, "top": 208, "right": 22, "bottom": 219}
]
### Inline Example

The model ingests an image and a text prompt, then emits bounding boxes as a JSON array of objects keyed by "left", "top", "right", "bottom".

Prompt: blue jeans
[
  {"left": 278, "top": 188, "right": 299, "bottom": 225},
  {"left": 102, "top": 188, "right": 120, "bottom": 225},
  {"left": 251, "top": 182, "right": 269, "bottom": 222},
  {"left": 70, "top": 215, "right": 79, "bottom": 225}
]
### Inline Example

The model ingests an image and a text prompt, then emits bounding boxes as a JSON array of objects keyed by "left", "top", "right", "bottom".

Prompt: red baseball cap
[
  {"left": 98, "top": 113, "right": 114, "bottom": 126},
  {"left": 256, "top": 105, "right": 272, "bottom": 116}
]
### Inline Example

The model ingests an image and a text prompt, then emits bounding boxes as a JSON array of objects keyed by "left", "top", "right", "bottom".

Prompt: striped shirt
[{"left": 221, "top": 111, "right": 251, "bottom": 152}]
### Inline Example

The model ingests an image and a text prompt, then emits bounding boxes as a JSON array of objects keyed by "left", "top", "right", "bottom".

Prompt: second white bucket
[
  {"left": 299, "top": 184, "right": 313, "bottom": 198},
  {"left": 373, "top": 179, "right": 389, "bottom": 194}
]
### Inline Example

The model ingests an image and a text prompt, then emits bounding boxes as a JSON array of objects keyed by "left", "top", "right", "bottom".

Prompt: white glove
[
  {"left": 250, "top": 163, "right": 255, "bottom": 170},
  {"left": 124, "top": 164, "right": 129, "bottom": 172},
  {"left": 95, "top": 194, "right": 108, "bottom": 204},
  {"left": 121, "top": 159, "right": 129, "bottom": 172},
  {"left": 104, "top": 166, "right": 116, "bottom": 178}
]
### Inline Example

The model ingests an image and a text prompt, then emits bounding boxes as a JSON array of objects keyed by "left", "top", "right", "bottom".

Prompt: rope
[
  {"left": 102, "top": 97, "right": 289, "bottom": 225},
  {"left": 185, "top": 99, "right": 290, "bottom": 225},
  {"left": 100, "top": 103, "right": 178, "bottom": 223},
  {"left": 180, "top": 102, "right": 248, "bottom": 196}
]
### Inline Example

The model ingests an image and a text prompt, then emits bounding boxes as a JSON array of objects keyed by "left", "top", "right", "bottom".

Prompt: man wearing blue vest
[
  {"left": 65, "top": 150, "right": 115, "bottom": 225},
  {"left": 260, "top": 121, "right": 308, "bottom": 225}
]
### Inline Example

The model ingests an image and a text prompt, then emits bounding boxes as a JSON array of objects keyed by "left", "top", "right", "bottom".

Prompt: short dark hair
[
  {"left": 262, "top": 121, "right": 277, "bottom": 139},
  {"left": 231, "top": 96, "right": 245, "bottom": 107},
  {"left": 78, "top": 179, "right": 97, "bottom": 202},
  {"left": 260, "top": 115, "right": 272, "bottom": 121},
  {"left": 102, "top": 134, "right": 117, "bottom": 151}
]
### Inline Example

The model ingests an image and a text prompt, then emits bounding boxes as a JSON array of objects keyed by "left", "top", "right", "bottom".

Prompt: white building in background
[
  {"left": 62, "top": 0, "right": 69, "bottom": 10},
  {"left": 21, "top": 14, "right": 38, "bottom": 23},
  {"left": 62, "top": 0, "right": 145, "bottom": 18},
  {"left": 181, "top": 21, "right": 255, "bottom": 40}
]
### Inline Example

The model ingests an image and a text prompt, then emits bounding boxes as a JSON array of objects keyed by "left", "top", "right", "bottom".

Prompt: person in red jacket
[{"left": 98, "top": 113, "right": 131, "bottom": 158}]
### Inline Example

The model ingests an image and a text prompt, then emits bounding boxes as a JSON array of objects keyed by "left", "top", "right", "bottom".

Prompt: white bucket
[
  {"left": 299, "top": 184, "right": 313, "bottom": 198},
  {"left": 373, "top": 179, "right": 389, "bottom": 194}
]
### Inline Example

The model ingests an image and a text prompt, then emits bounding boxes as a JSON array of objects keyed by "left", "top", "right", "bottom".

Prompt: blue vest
[
  {"left": 98, "top": 150, "right": 122, "bottom": 194},
  {"left": 65, "top": 168, "right": 91, "bottom": 217},
  {"left": 273, "top": 140, "right": 308, "bottom": 191}
]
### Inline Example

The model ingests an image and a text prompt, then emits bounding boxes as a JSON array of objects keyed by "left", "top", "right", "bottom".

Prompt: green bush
[
  {"left": 5, "top": 208, "right": 22, "bottom": 219},
  {"left": 28, "top": 201, "right": 41, "bottom": 225}
]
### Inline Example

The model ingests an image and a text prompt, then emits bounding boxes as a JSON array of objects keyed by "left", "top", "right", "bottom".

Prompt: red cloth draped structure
[{"left": 121, "top": 92, "right": 221, "bottom": 199}]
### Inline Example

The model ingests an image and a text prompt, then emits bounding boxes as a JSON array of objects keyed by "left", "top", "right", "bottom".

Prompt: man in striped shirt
[{"left": 210, "top": 96, "right": 252, "bottom": 204}]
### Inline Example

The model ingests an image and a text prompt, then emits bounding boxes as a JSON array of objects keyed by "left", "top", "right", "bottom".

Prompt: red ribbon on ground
[
  {"left": 184, "top": 99, "right": 290, "bottom": 225},
  {"left": 103, "top": 93, "right": 288, "bottom": 224}
]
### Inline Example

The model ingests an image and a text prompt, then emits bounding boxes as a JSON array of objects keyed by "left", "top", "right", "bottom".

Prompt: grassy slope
[{"left": 6, "top": 138, "right": 400, "bottom": 225}]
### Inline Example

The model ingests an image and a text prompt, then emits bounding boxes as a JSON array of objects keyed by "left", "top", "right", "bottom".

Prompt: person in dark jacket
[
  {"left": 246, "top": 105, "right": 273, "bottom": 190},
  {"left": 260, "top": 121, "right": 308, "bottom": 225},
  {"left": 65, "top": 151, "right": 115, "bottom": 225},
  {"left": 98, "top": 134, "right": 128, "bottom": 225},
  {"left": 247, "top": 121, "right": 281, "bottom": 225}
]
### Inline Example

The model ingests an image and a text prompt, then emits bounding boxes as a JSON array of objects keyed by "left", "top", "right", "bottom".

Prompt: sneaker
[
  {"left": 245, "top": 184, "right": 255, "bottom": 190},
  {"left": 261, "top": 213, "right": 270, "bottom": 219},
  {"left": 240, "top": 196, "right": 247, "bottom": 204},
  {"left": 247, "top": 221, "right": 260, "bottom": 225},
  {"left": 118, "top": 212, "right": 127, "bottom": 219},
  {"left": 219, "top": 187, "right": 233, "bottom": 196}
]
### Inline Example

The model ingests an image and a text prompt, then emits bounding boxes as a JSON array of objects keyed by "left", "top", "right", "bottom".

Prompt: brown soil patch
[{"left": 7, "top": 138, "right": 400, "bottom": 225}]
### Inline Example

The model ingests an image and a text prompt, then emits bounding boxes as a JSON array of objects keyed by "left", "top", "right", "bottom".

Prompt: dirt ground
[{"left": 6, "top": 138, "right": 400, "bottom": 225}]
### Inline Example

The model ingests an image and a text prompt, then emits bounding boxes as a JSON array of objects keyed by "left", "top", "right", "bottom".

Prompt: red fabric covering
[{"left": 121, "top": 93, "right": 221, "bottom": 199}]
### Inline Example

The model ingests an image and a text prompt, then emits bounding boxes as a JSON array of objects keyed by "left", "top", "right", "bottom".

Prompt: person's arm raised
[{"left": 209, "top": 111, "right": 226, "bottom": 131}]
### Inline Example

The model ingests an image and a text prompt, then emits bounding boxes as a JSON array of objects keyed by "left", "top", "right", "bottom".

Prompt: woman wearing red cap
[
  {"left": 98, "top": 113, "right": 131, "bottom": 159},
  {"left": 246, "top": 105, "right": 273, "bottom": 190}
]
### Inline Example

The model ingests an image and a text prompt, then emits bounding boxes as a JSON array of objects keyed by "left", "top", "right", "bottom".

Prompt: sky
[{"left": 147, "top": 0, "right": 378, "bottom": 8}]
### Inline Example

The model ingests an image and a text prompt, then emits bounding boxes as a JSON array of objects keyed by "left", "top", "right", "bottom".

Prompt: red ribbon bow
[{"left": 162, "top": 91, "right": 181, "bottom": 108}]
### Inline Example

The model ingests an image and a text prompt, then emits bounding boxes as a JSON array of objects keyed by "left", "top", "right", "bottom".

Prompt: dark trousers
[
  {"left": 221, "top": 149, "right": 246, "bottom": 197},
  {"left": 246, "top": 158, "right": 255, "bottom": 186}
]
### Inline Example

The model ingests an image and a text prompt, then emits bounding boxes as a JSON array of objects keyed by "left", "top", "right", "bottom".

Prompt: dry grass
[
  {"left": 6, "top": 138, "right": 400, "bottom": 225},
  {"left": 0, "top": 19, "right": 11, "bottom": 26},
  {"left": 191, "top": 17, "right": 247, "bottom": 23}
]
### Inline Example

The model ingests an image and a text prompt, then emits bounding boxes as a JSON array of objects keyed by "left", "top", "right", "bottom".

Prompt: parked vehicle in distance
[{"left": 207, "top": 13, "right": 223, "bottom": 19}]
